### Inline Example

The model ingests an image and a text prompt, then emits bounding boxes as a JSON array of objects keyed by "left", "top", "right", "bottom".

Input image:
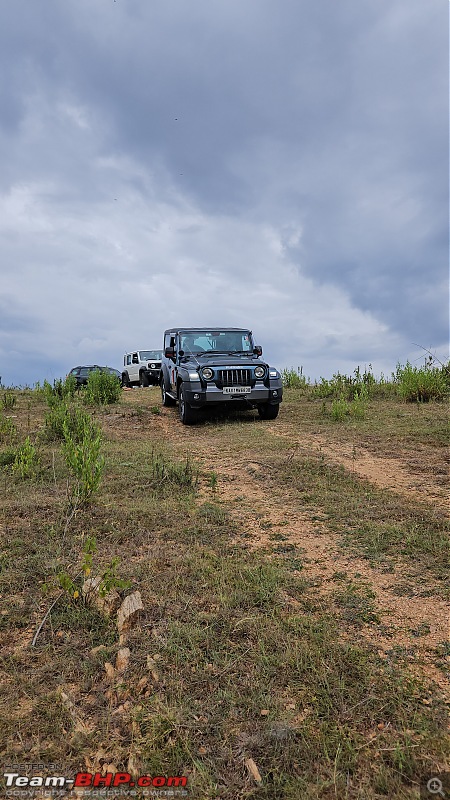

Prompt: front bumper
[
  {"left": 145, "top": 368, "right": 162, "bottom": 383},
  {"left": 183, "top": 381, "right": 283, "bottom": 408}
]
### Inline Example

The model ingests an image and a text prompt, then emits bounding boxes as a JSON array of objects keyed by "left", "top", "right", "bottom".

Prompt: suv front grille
[{"left": 217, "top": 369, "right": 253, "bottom": 387}]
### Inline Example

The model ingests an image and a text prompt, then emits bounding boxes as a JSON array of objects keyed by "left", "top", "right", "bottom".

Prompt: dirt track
[{"left": 142, "top": 402, "right": 449, "bottom": 698}]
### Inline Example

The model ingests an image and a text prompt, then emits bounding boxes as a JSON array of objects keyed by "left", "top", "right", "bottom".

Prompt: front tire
[
  {"left": 179, "top": 384, "right": 201, "bottom": 425},
  {"left": 257, "top": 403, "right": 280, "bottom": 420},
  {"left": 140, "top": 372, "right": 150, "bottom": 387},
  {"left": 161, "top": 380, "right": 176, "bottom": 407}
]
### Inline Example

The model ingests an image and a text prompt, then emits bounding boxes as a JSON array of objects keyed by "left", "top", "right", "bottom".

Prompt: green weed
[
  {"left": 83, "top": 370, "right": 121, "bottom": 405},
  {"left": 0, "top": 449, "right": 16, "bottom": 467},
  {"left": 334, "top": 581, "right": 380, "bottom": 627},
  {"left": 325, "top": 384, "right": 369, "bottom": 421},
  {"left": 44, "top": 402, "right": 99, "bottom": 443},
  {"left": 2, "top": 392, "right": 16, "bottom": 411},
  {"left": 395, "top": 360, "right": 449, "bottom": 402},
  {"left": 63, "top": 418, "right": 104, "bottom": 507},
  {"left": 281, "top": 366, "right": 309, "bottom": 389},
  {"left": 331, "top": 396, "right": 350, "bottom": 421},
  {"left": 196, "top": 501, "right": 227, "bottom": 526},
  {"left": 352, "top": 384, "right": 369, "bottom": 419},
  {"left": 312, "top": 365, "right": 395, "bottom": 401},
  {"left": 150, "top": 449, "right": 198, "bottom": 490},
  {"left": 0, "top": 412, "right": 17, "bottom": 443},
  {"left": 57, "top": 536, "right": 131, "bottom": 600},
  {"left": 207, "top": 471, "right": 218, "bottom": 492},
  {"left": 42, "top": 377, "right": 77, "bottom": 408},
  {"left": 12, "top": 436, "right": 39, "bottom": 479}
]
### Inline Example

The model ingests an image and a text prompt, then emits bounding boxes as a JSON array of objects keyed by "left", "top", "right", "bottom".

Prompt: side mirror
[
  {"left": 254, "top": 345, "right": 262, "bottom": 356},
  {"left": 165, "top": 346, "right": 175, "bottom": 359}
]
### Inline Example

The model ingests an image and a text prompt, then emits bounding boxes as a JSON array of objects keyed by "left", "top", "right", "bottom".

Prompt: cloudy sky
[{"left": 1, "top": 0, "right": 447, "bottom": 386}]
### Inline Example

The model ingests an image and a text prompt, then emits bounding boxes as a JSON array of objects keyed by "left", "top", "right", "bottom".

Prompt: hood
[{"left": 182, "top": 353, "right": 267, "bottom": 368}]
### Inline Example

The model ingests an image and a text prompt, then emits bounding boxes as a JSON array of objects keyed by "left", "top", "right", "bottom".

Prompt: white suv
[{"left": 122, "top": 350, "right": 163, "bottom": 387}]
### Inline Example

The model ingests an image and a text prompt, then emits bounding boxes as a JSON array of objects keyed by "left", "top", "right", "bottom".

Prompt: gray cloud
[{"left": 0, "top": 0, "right": 447, "bottom": 386}]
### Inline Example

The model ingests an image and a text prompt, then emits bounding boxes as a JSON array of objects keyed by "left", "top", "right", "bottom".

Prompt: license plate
[{"left": 223, "top": 386, "right": 251, "bottom": 394}]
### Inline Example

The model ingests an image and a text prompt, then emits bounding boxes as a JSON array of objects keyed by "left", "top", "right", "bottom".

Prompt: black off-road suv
[{"left": 160, "top": 327, "right": 283, "bottom": 425}]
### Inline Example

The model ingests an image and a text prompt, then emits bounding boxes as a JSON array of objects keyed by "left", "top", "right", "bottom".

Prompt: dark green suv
[{"left": 160, "top": 327, "right": 283, "bottom": 425}]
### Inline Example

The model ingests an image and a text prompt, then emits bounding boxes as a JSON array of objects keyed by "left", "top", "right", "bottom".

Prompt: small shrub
[
  {"left": 99, "top": 556, "right": 132, "bottom": 596},
  {"left": 44, "top": 402, "right": 71, "bottom": 441},
  {"left": 327, "top": 385, "right": 368, "bottom": 422},
  {"left": 83, "top": 370, "right": 121, "bottom": 405},
  {"left": 207, "top": 471, "right": 218, "bottom": 492},
  {"left": 57, "top": 537, "right": 131, "bottom": 600},
  {"left": 12, "top": 436, "right": 39, "bottom": 479},
  {"left": 331, "top": 396, "right": 350, "bottom": 421},
  {"left": 395, "top": 360, "right": 449, "bottom": 402},
  {"left": 63, "top": 419, "right": 104, "bottom": 506},
  {"left": 45, "top": 403, "right": 98, "bottom": 443},
  {"left": 0, "top": 413, "right": 17, "bottom": 443},
  {"left": 313, "top": 373, "right": 353, "bottom": 399},
  {"left": 43, "top": 403, "right": 104, "bottom": 505},
  {"left": 314, "top": 377, "right": 335, "bottom": 399},
  {"left": 281, "top": 366, "right": 309, "bottom": 389},
  {"left": 43, "top": 377, "right": 77, "bottom": 408},
  {"left": 351, "top": 384, "right": 369, "bottom": 419},
  {"left": 2, "top": 392, "right": 16, "bottom": 411},
  {"left": 313, "top": 365, "right": 379, "bottom": 400}
]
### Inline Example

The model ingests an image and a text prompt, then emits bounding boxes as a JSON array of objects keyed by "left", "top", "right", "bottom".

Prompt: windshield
[
  {"left": 179, "top": 330, "right": 253, "bottom": 354},
  {"left": 140, "top": 350, "right": 162, "bottom": 360}
]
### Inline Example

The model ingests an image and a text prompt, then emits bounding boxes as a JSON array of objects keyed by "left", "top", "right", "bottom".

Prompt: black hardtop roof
[
  {"left": 164, "top": 327, "right": 252, "bottom": 334},
  {"left": 73, "top": 365, "right": 103, "bottom": 369}
]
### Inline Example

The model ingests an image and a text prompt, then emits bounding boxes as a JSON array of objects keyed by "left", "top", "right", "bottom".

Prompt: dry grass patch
[{"left": 0, "top": 388, "right": 448, "bottom": 799}]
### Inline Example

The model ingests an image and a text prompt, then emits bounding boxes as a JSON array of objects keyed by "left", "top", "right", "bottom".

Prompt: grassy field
[{"left": 0, "top": 379, "right": 448, "bottom": 799}]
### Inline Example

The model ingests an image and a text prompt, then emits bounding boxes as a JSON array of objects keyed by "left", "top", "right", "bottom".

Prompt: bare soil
[
  {"left": 148, "top": 404, "right": 449, "bottom": 698},
  {"left": 270, "top": 425, "right": 449, "bottom": 510}
]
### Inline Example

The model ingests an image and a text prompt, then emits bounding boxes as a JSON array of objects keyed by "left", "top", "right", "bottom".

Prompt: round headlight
[
  {"left": 202, "top": 367, "right": 214, "bottom": 381},
  {"left": 254, "top": 366, "right": 265, "bottom": 379},
  {"left": 150, "top": 363, "right": 156, "bottom": 369}
]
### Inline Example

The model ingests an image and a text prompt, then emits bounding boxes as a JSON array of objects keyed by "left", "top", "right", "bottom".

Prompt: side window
[
  {"left": 132, "top": 353, "right": 139, "bottom": 364},
  {"left": 126, "top": 355, "right": 131, "bottom": 366}
]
